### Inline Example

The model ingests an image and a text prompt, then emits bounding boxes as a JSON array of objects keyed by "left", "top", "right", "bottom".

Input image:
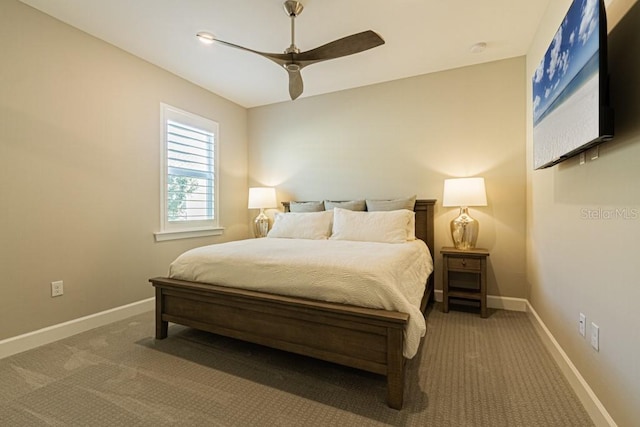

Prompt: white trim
[
  {"left": 154, "top": 226, "right": 224, "bottom": 242},
  {"left": 487, "top": 295, "right": 528, "bottom": 311},
  {"left": 433, "top": 290, "right": 528, "bottom": 312},
  {"left": 0, "top": 298, "right": 154, "bottom": 360},
  {"left": 526, "top": 302, "right": 617, "bottom": 427}
]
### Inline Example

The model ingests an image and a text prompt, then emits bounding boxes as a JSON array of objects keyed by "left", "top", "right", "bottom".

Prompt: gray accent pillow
[
  {"left": 289, "top": 201, "right": 325, "bottom": 212},
  {"left": 366, "top": 195, "right": 417, "bottom": 211},
  {"left": 324, "top": 200, "right": 366, "bottom": 211}
]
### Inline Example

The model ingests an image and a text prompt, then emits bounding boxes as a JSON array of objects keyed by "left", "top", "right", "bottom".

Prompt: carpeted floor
[{"left": 0, "top": 304, "right": 594, "bottom": 426}]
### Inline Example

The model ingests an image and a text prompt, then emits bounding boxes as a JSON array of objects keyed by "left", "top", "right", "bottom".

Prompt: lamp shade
[
  {"left": 442, "top": 178, "right": 487, "bottom": 207},
  {"left": 248, "top": 187, "right": 277, "bottom": 209}
]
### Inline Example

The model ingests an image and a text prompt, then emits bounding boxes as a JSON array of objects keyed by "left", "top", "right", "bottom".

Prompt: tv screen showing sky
[{"left": 532, "top": 0, "right": 601, "bottom": 169}]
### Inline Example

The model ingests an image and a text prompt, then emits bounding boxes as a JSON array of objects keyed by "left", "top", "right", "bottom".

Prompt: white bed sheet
[{"left": 169, "top": 238, "right": 434, "bottom": 358}]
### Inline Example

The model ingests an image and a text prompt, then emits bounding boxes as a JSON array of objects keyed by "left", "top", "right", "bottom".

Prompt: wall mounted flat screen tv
[{"left": 532, "top": 0, "right": 613, "bottom": 169}]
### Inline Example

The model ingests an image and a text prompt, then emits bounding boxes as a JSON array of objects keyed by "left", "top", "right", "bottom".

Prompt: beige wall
[
  {"left": 526, "top": 0, "right": 640, "bottom": 425},
  {"left": 248, "top": 57, "right": 527, "bottom": 299},
  {"left": 0, "top": 0, "right": 249, "bottom": 340}
]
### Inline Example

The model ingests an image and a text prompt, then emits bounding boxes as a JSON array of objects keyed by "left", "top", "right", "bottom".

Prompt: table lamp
[
  {"left": 248, "top": 187, "right": 277, "bottom": 237},
  {"left": 442, "top": 177, "right": 487, "bottom": 250}
]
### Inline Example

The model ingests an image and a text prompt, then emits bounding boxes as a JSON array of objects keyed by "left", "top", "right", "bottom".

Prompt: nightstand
[{"left": 441, "top": 247, "right": 489, "bottom": 318}]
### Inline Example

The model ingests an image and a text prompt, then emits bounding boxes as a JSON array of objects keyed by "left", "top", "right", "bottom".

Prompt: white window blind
[
  {"left": 156, "top": 104, "right": 221, "bottom": 240},
  {"left": 167, "top": 120, "right": 214, "bottom": 222}
]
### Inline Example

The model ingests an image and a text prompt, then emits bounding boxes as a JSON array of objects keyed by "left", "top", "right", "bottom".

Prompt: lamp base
[
  {"left": 450, "top": 207, "right": 479, "bottom": 250},
  {"left": 253, "top": 209, "right": 269, "bottom": 238}
]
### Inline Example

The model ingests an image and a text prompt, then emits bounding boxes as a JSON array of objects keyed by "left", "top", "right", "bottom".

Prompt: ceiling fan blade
[
  {"left": 207, "top": 36, "right": 291, "bottom": 67},
  {"left": 288, "top": 69, "right": 303, "bottom": 100},
  {"left": 295, "top": 30, "right": 385, "bottom": 67}
]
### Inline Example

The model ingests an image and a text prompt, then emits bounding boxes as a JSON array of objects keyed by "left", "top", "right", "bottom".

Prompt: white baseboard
[
  {"left": 526, "top": 302, "right": 617, "bottom": 427},
  {"left": 0, "top": 298, "right": 155, "bottom": 360},
  {"left": 433, "top": 290, "right": 528, "bottom": 312},
  {"left": 487, "top": 295, "right": 528, "bottom": 311}
]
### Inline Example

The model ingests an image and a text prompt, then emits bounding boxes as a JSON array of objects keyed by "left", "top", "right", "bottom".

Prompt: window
[{"left": 155, "top": 104, "right": 222, "bottom": 241}]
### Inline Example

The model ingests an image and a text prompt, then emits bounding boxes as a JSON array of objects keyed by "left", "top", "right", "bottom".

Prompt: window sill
[{"left": 154, "top": 227, "right": 224, "bottom": 242}]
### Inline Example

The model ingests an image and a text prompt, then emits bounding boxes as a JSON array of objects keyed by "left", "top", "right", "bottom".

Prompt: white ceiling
[{"left": 20, "top": 0, "right": 552, "bottom": 108}]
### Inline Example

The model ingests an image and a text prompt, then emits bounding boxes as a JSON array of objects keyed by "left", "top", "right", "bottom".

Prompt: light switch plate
[{"left": 590, "top": 323, "right": 599, "bottom": 351}]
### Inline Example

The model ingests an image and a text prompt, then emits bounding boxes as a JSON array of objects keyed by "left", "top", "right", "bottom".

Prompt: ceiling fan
[{"left": 196, "top": 1, "right": 385, "bottom": 100}]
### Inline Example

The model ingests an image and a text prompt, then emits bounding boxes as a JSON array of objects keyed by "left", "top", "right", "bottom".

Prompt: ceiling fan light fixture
[{"left": 196, "top": 31, "right": 216, "bottom": 45}]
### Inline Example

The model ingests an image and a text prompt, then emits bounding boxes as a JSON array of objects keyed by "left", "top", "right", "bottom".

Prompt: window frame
[{"left": 155, "top": 103, "right": 223, "bottom": 241}]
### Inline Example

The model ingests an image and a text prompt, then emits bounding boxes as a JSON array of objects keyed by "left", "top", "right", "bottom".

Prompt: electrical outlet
[
  {"left": 590, "top": 323, "right": 599, "bottom": 351},
  {"left": 51, "top": 281, "right": 64, "bottom": 297},
  {"left": 579, "top": 313, "right": 586, "bottom": 337}
]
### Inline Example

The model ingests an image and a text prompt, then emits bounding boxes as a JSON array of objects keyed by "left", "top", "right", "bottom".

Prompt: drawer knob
[{"left": 462, "top": 258, "right": 466, "bottom": 266}]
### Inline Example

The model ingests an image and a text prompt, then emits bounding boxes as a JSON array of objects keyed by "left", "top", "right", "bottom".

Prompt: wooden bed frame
[{"left": 150, "top": 199, "right": 436, "bottom": 409}]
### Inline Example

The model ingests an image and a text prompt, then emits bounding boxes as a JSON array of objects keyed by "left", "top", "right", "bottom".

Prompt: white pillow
[
  {"left": 330, "top": 208, "right": 414, "bottom": 244},
  {"left": 267, "top": 211, "right": 333, "bottom": 240}
]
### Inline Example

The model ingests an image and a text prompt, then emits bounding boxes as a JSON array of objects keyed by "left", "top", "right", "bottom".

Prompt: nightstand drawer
[{"left": 447, "top": 257, "right": 481, "bottom": 271}]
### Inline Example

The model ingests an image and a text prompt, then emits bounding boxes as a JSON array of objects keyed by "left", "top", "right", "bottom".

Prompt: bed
[{"left": 150, "top": 198, "right": 436, "bottom": 409}]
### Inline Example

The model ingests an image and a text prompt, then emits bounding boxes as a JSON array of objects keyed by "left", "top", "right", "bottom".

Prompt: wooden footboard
[{"left": 150, "top": 277, "right": 410, "bottom": 409}]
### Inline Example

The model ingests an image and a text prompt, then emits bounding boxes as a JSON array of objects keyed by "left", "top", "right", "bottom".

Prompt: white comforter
[{"left": 169, "top": 238, "right": 433, "bottom": 358}]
